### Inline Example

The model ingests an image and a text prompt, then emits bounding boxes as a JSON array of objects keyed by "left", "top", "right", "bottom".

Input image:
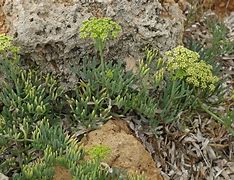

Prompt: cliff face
[{"left": 1, "top": 0, "right": 185, "bottom": 77}]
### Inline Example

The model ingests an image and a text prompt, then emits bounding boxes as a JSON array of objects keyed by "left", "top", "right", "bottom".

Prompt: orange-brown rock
[
  {"left": 82, "top": 119, "right": 163, "bottom": 180},
  {"left": 53, "top": 165, "right": 72, "bottom": 180},
  {"left": 203, "top": 0, "right": 234, "bottom": 17}
]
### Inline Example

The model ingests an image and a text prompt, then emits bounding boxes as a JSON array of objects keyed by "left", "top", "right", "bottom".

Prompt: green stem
[
  {"left": 199, "top": 100, "right": 224, "bottom": 124},
  {"left": 95, "top": 38, "right": 105, "bottom": 72},
  {"left": 99, "top": 47, "right": 104, "bottom": 72},
  {"left": 5, "top": 136, "right": 34, "bottom": 142},
  {"left": 163, "top": 80, "right": 176, "bottom": 114}
]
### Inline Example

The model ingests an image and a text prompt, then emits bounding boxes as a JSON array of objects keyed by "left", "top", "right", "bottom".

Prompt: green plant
[
  {"left": 32, "top": 119, "right": 71, "bottom": 151},
  {"left": 132, "top": 46, "right": 221, "bottom": 124},
  {"left": 157, "top": 46, "right": 223, "bottom": 123},
  {"left": 184, "top": 19, "right": 234, "bottom": 134},
  {"left": 205, "top": 18, "right": 234, "bottom": 59},
  {"left": 130, "top": 47, "right": 194, "bottom": 124},
  {"left": 74, "top": 59, "right": 135, "bottom": 100},
  {"left": 69, "top": 58, "right": 160, "bottom": 127},
  {"left": 67, "top": 80, "right": 112, "bottom": 128},
  {"left": 13, "top": 119, "right": 108, "bottom": 180},
  {"left": 159, "top": 79, "right": 195, "bottom": 123},
  {"left": 86, "top": 145, "right": 111, "bottom": 160},
  {"left": 80, "top": 17, "right": 121, "bottom": 71},
  {"left": 0, "top": 34, "right": 20, "bottom": 85},
  {"left": 69, "top": 60, "right": 134, "bottom": 128},
  {"left": 11, "top": 119, "right": 144, "bottom": 179},
  {"left": 125, "top": 91, "right": 158, "bottom": 120},
  {"left": 0, "top": 69, "right": 63, "bottom": 175},
  {"left": 0, "top": 69, "right": 63, "bottom": 125},
  {"left": 165, "top": 46, "right": 219, "bottom": 91},
  {"left": 69, "top": 45, "right": 218, "bottom": 126},
  {"left": 76, "top": 21, "right": 164, "bottom": 128},
  {"left": 185, "top": 17, "right": 234, "bottom": 74}
]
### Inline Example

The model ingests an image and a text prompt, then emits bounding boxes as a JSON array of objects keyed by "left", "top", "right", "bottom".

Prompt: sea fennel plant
[
  {"left": 0, "top": 70, "right": 64, "bottom": 175},
  {"left": 150, "top": 46, "right": 220, "bottom": 123},
  {"left": 80, "top": 17, "right": 121, "bottom": 71},
  {"left": 159, "top": 46, "right": 233, "bottom": 132},
  {"left": 165, "top": 46, "right": 219, "bottom": 92},
  {"left": 0, "top": 34, "right": 20, "bottom": 84}
]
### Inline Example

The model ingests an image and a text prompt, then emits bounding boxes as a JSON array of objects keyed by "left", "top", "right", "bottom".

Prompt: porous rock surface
[
  {"left": 0, "top": 173, "right": 9, "bottom": 180},
  {"left": 1, "top": 0, "right": 184, "bottom": 82},
  {"left": 82, "top": 119, "right": 163, "bottom": 180}
]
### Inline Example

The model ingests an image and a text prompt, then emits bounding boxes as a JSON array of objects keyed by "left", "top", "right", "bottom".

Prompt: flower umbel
[
  {"left": 165, "top": 46, "right": 219, "bottom": 91},
  {"left": 80, "top": 17, "right": 121, "bottom": 72},
  {"left": 80, "top": 17, "right": 121, "bottom": 42}
]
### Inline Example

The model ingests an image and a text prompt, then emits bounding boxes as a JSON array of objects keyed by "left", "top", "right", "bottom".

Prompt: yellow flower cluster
[
  {"left": 80, "top": 17, "right": 121, "bottom": 42},
  {"left": 165, "top": 46, "right": 219, "bottom": 91}
]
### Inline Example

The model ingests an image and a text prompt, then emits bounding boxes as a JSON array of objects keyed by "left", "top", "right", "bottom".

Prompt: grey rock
[
  {"left": 0, "top": 173, "right": 8, "bottom": 180},
  {"left": 2, "top": 0, "right": 185, "bottom": 85}
]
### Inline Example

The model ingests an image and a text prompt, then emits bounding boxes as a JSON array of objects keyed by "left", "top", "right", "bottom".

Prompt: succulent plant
[{"left": 80, "top": 17, "right": 121, "bottom": 71}]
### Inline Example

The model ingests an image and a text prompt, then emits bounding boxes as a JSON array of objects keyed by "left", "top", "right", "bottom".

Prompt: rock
[
  {"left": 53, "top": 165, "right": 72, "bottom": 180},
  {"left": 0, "top": 173, "right": 8, "bottom": 180},
  {"left": 203, "top": 0, "right": 234, "bottom": 17},
  {"left": 82, "top": 119, "right": 163, "bottom": 180},
  {"left": 1, "top": 0, "right": 184, "bottom": 81}
]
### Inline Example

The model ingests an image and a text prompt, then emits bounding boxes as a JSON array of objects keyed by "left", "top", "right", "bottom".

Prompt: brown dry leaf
[{"left": 206, "top": 145, "right": 217, "bottom": 160}]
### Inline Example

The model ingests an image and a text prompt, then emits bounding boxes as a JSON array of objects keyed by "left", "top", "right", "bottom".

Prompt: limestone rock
[
  {"left": 82, "top": 119, "right": 163, "bottom": 180},
  {"left": 2, "top": 0, "right": 184, "bottom": 82},
  {"left": 0, "top": 173, "right": 8, "bottom": 180}
]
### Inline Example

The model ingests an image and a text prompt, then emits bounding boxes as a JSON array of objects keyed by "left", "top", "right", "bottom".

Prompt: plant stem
[
  {"left": 96, "top": 38, "right": 105, "bottom": 72},
  {"left": 164, "top": 80, "right": 176, "bottom": 113},
  {"left": 4, "top": 136, "right": 34, "bottom": 142},
  {"left": 99, "top": 48, "right": 104, "bottom": 72},
  {"left": 199, "top": 100, "right": 225, "bottom": 124}
]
